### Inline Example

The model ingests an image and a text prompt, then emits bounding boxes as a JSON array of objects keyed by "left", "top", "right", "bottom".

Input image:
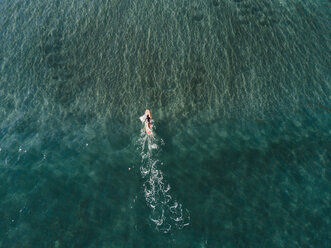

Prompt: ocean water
[{"left": 0, "top": 0, "right": 330, "bottom": 247}]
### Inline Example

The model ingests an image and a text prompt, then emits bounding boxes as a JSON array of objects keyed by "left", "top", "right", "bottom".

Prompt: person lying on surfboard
[{"left": 144, "top": 109, "right": 152, "bottom": 135}]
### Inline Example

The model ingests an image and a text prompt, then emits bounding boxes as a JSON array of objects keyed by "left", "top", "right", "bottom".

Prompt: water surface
[{"left": 0, "top": 0, "right": 330, "bottom": 247}]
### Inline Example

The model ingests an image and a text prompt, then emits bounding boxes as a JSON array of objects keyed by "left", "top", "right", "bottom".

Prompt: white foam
[
  {"left": 139, "top": 115, "right": 145, "bottom": 123},
  {"left": 136, "top": 117, "right": 190, "bottom": 233}
]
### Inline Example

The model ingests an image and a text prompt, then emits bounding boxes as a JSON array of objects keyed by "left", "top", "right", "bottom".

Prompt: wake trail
[{"left": 136, "top": 115, "right": 190, "bottom": 233}]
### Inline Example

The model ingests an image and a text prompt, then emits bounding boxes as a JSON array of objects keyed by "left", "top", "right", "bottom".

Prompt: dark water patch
[
  {"left": 212, "top": 0, "right": 221, "bottom": 7},
  {"left": 192, "top": 14, "right": 204, "bottom": 22},
  {"left": 236, "top": 1, "right": 280, "bottom": 28}
]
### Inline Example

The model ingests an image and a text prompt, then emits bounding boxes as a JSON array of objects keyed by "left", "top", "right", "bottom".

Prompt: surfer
[
  {"left": 144, "top": 109, "right": 152, "bottom": 135},
  {"left": 146, "top": 115, "right": 151, "bottom": 124}
]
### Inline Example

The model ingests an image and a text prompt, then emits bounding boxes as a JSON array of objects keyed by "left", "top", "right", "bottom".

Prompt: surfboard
[{"left": 144, "top": 109, "right": 152, "bottom": 135}]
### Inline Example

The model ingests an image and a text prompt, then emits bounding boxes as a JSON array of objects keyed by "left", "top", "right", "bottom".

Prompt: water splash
[{"left": 137, "top": 115, "right": 190, "bottom": 233}]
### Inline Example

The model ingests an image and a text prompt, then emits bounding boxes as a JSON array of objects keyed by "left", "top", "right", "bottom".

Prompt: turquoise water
[{"left": 0, "top": 0, "right": 330, "bottom": 247}]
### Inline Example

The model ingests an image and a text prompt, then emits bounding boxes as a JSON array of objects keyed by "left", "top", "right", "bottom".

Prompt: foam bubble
[{"left": 136, "top": 117, "right": 189, "bottom": 233}]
